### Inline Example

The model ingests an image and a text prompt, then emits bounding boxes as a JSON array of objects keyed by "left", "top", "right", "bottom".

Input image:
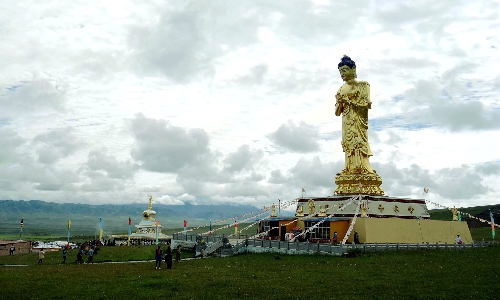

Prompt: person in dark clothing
[
  {"left": 165, "top": 244, "right": 173, "bottom": 269},
  {"left": 332, "top": 231, "right": 338, "bottom": 245},
  {"left": 76, "top": 248, "right": 84, "bottom": 264},
  {"left": 354, "top": 231, "right": 360, "bottom": 244},
  {"left": 62, "top": 247, "right": 68, "bottom": 264},
  {"left": 88, "top": 247, "right": 94, "bottom": 264},
  {"left": 155, "top": 245, "right": 163, "bottom": 269}
]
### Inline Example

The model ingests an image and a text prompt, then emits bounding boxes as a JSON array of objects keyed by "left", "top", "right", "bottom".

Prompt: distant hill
[
  {"left": 429, "top": 204, "right": 499, "bottom": 228},
  {"left": 0, "top": 200, "right": 258, "bottom": 219},
  {"left": 0, "top": 199, "right": 260, "bottom": 237}
]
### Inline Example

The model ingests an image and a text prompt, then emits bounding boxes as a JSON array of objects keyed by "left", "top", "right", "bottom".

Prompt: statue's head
[{"left": 338, "top": 55, "right": 357, "bottom": 81}]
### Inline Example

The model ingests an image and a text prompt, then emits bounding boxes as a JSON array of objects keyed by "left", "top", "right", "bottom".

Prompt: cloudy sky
[{"left": 1, "top": 0, "right": 498, "bottom": 210}]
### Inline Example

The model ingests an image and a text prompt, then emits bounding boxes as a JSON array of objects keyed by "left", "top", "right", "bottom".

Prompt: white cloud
[
  {"left": 224, "top": 145, "right": 263, "bottom": 173},
  {"left": 33, "top": 128, "right": 84, "bottom": 164},
  {"left": 130, "top": 113, "right": 212, "bottom": 173},
  {"left": 0, "top": 80, "right": 66, "bottom": 118},
  {"left": 269, "top": 121, "right": 320, "bottom": 153},
  {"left": 87, "top": 149, "right": 137, "bottom": 179}
]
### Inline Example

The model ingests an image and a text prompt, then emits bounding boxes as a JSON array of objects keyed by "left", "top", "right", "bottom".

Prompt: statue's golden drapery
[{"left": 334, "top": 56, "right": 384, "bottom": 195}]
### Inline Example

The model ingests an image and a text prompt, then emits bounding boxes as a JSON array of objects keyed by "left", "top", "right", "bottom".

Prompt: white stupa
[{"left": 130, "top": 196, "right": 169, "bottom": 240}]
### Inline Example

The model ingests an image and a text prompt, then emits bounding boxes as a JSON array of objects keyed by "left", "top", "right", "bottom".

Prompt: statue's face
[{"left": 339, "top": 65, "right": 355, "bottom": 81}]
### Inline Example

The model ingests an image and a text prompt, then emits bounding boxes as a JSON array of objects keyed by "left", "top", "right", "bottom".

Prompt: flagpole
[
  {"left": 99, "top": 217, "right": 103, "bottom": 244},
  {"left": 128, "top": 217, "right": 131, "bottom": 246},
  {"left": 490, "top": 209, "right": 496, "bottom": 240},
  {"left": 67, "top": 219, "right": 71, "bottom": 244},
  {"left": 156, "top": 220, "right": 159, "bottom": 245},
  {"left": 20, "top": 218, "right": 23, "bottom": 240}
]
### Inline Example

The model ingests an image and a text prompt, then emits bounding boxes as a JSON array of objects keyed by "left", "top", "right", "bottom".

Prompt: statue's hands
[{"left": 335, "top": 101, "right": 343, "bottom": 116}]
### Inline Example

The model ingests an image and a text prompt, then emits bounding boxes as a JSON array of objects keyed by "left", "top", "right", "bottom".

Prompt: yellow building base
[{"left": 348, "top": 218, "right": 472, "bottom": 244}]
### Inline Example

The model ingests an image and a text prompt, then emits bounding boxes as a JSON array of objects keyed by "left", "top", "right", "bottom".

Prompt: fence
[
  {"left": 173, "top": 232, "right": 498, "bottom": 257},
  {"left": 172, "top": 233, "right": 251, "bottom": 243},
  {"left": 234, "top": 239, "right": 498, "bottom": 256}
]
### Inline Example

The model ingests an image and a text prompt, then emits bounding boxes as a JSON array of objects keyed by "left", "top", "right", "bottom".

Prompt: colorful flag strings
[{"left": 426, "top": 199, "right": 499, "bottom": 229}]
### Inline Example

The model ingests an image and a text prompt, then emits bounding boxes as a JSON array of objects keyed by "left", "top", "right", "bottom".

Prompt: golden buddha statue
[
  {"left": 452, "top": 207, "right": 458, "bottom": 221},
  {"left": 334, "top": 56, "right": 384, "bottom": 195}
]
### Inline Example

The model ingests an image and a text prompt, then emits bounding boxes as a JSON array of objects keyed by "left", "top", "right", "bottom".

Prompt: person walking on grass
[
  {"left": 76, "top": 248, "right": 84, "bottom": 264},
  {"left": 38, "top": 249, "right": 45, "bottom": 265},
  {"left": 165, "top": 244, "right": 173, "bottom": 269},
  {"left": 155, "top": 245, "right": 163, "bottom": 269},
  {"left": 175, "top": 245, "right": 181, "bottom": 263},
  {"left": 62, "top": 247, "right": 68, "bottom": 264},
  {"left": 88, "top": 247, "right": 94, "bottom": 264}
]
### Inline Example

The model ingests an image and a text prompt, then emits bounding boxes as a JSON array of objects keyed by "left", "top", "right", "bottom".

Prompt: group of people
[
  {"left": 72, "top": 246, "right": 96, "bottom": 264},
  {"left": 155, "top": 244, "right": 182, "bottom": 270}
]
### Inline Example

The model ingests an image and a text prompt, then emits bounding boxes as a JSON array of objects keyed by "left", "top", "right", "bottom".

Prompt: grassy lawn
[{"left": 1, "top": 244, "right": 499, "bottom": 299}]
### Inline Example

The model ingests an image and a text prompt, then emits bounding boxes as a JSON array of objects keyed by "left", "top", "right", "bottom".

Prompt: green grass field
[{"left": 0, "top": 244, "right": 499, "bottom": 299}]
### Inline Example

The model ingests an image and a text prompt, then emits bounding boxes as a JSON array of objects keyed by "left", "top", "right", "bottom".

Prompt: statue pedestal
[{"left": 334, "top": 172, "right": 384, "bottom": 196}]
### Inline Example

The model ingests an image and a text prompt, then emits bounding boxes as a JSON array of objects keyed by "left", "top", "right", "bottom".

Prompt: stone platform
[
  {"left": 293, "top": 195, "right": 472, "bottom": 244},
  {"left": 348, "top": 217, "right": 472, "bottom": 244}
]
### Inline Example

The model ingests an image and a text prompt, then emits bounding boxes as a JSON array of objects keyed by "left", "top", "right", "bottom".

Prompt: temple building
[
  {"left": 130, "top": 196, "right": 168, "bottom": 239},
  {"left": 260, "top": 56, "right": 472, "bottom": 245},
  {"left": 111, "top": 196, "right": 170, "bottom": 245}
]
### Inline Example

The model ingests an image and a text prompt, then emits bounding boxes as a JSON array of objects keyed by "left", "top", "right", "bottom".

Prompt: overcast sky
[{"left": 0, "top": 0, "right": 498, "bottom": 210}]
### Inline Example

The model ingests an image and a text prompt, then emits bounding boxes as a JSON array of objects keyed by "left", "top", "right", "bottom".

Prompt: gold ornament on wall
[
  {"left": 394, "top": 205, "right": 399, "bottom": 213},
  {"left": 378, "top": 204, "right": 384, "bottom": 213},
  {"left": 408, "top": 206, "right": 414, "bottom": 214}
]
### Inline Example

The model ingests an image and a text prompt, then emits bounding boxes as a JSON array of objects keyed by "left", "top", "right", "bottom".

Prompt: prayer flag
[
  {"left": 302, "top": 187, "right": 305, "bottom": 193},
  {"left": 490, "top": 210, "right": 496, "bottom": 239},
  {"left": 99, "top": 217, "right": 104, "bottom": 241},
  {"left": 67, "top": 219, "right": 71, "bottom": 243},
  {"left": 127, "top": 217, "right": 132, "bottom": 246},
  {"left": 424, "top": 187, "right": 429, "bottom": 193}
]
